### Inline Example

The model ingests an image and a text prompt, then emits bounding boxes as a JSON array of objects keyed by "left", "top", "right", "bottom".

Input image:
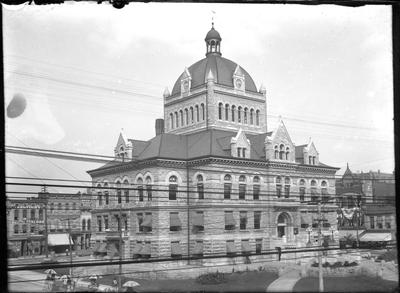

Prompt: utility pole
[
  {"left": 186, "top": 164, "right": 190, "bottom": 265},
  {"left": 67, "top": 218, "right": 73, "bottom": 277},
  {"left": 118, "top": 205, "right": 122, "bottom": 291},
  {"left": 317, "top": 201, "right": 324, "bottom": 292},
  {"left": 44, "top": 194, "right": 49, "bottom": 258}
]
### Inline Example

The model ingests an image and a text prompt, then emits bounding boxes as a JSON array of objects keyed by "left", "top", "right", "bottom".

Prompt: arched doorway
[{"left": 277, "top": 212, "right": 291, "bottom": 239}]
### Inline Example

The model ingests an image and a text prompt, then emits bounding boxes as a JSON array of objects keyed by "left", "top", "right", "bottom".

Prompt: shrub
[
  {"left": 311, "top": 262, "right": 319, "bottom": 267},
  {"left": 343, "top": 261, "right": 350, "bottom": 267},
  {"left": 196, "top": 272, "right": 227, "bottom": 285},
  {"left": 322, "top": 262, "right": 330, "bottom": 268}
]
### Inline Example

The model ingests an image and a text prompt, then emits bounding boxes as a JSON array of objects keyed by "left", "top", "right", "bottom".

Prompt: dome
[
  {"left": 171, "top": 54, "right": 258, "bottom": 95},
  {"left": 205, "top": 27, "right": 221, "bottom": 41}
]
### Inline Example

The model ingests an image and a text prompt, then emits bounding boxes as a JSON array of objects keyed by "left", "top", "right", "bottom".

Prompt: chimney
[{"left": 155, "top": 119, "right": 164, "bottom": 136}]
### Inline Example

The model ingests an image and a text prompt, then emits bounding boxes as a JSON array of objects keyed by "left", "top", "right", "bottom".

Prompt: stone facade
[{"left": 87, "top": 25, "right": 339, "bottom": 267}]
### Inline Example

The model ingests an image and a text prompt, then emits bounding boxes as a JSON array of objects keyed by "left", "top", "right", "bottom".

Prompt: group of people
[{"left": 44, "top": 272, "right": 73, "bottom": 292}]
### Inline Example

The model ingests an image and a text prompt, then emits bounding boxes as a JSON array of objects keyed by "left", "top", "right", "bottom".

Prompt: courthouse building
[{"left": 87, "top": 25, "right": 339, "bottom": 265}]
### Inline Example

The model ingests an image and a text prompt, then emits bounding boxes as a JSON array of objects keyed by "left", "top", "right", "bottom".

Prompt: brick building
[
  {"left": 7, "top": 198, "right": 46, "bottom": 257},
  {"left": 336, "top": 164, "right": 396, "bottom": 243},
  {"left": 87, "top": 25, "right": 339, "bottom": 265},
  {"left": 7, "top": 191, "right": 92, "bottom": 256}
]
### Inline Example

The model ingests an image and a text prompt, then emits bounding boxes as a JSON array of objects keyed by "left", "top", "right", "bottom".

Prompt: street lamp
[{"left": 306, "top": 227, "right": 313, "bottom": 246}]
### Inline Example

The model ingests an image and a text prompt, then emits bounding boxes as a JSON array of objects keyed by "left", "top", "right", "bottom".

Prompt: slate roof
[
  {"left": 295, "top": 144, "right": 307, "bottom": 162},
  {"left": 171, "top": 55, "right": 258, "bottom": 95},
  {"left": 89, "top": 129, "right": 336, "bottom": 174}
]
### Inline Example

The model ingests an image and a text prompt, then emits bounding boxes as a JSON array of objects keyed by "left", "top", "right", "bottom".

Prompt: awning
[
  {"left": 141, "top": 215, "right": 152, "bottom": 228},
  {"left": 171, "top": 242, "right": 182, "bottom": 255},
  {"left": 241, "top": 240, "right": 252, "bottom": 253},
  {"left": 139, "top": 243, "right": 151, "bottom": 256},
  {"left": 192, "top": 213, "right": 204, "bottom": 226},
  {"left": 226, "top": 241, "right": 236, "bottom": 254},
  {"left": 301, "top": 215, "right": 307, "bottom": 225},
  {"left": 92, "top": 242, "right": 100, "bottom": 252},
  {"left": 98, "top": 243, "right": 107, "bottom": 253},
  {"left": 225, "top": 213, "right": 236, "bottom": 226},
  {"left": 48, "top": 234, "right": 70, "bottom": 246},
  {"left": 359, "top": 232, "right": 392, "bottom": 242},
  {"left": 170, "top": 213, "right": 182, "bottom": 227},
  {"left": 193, "top": 242, "right": 203, "bottom": 255},
  {"left": 132, "top": 243, "right": 142, "bottom": 256}
]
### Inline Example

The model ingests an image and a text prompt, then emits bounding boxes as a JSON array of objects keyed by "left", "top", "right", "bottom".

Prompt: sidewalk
[{"left": 266, "top": 270, "right": 301, "bottom": 292}]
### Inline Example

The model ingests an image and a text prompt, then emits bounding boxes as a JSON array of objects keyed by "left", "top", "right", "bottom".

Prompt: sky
[{"left": 3, "top": 3, "right": 394, "bottom": 195}]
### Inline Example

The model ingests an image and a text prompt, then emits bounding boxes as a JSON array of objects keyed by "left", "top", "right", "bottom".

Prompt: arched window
[
  {"left": 201, "top": 103, "right": 205, "bottom": 120},
  {"left": 50, "top": 202, "right": 54, "bottom": 212},
  {"left": 169, "top": 175, "right": 178, "bottom": 200},
  {"left": 225, "top": 104, "right": 229, "bottom": 120},
  {"left": 97, "top": 184, "right": 103, "bottom": 206},
  {"left": 277, "top": 213, "right": 290, "bottom": 238},
  {"left": 123, "top": 179, "right": 130, "bottom": 203},
  {"left": 185, "top": 108, "right": 189, "bottom": 125},
  {"left": 116, "top": 181, "right": 122, "bottom": 204},
  {"left": 195, "top": 105, "right": 199, "bottom": 122},
  {"left": 197, "top": 174, "right": 204, "bottom": 200},
  {"left": 231, "top": 105, "right": 236, "bottom": 122},
  {"left": 87, "top": 219, "right": 91, "bottom": 230},
  {"left": 311, "top": 180, "right": 318, "bottom": 202},
  {"left": 239, "top": 175, "right": 246, "bottom": 200},
  {"left": 146, "top": 176, "right": 152, "bottom": 201},
  {"left": 299, "top": 179, "right": 306, "bottom": 202},
  {"left": 238, "top": 106, "right": 242, "bottom": 123},
  {"left": 65, "top": 203, "right": 69, "bottom": 210},
  {"left": 244, "top": 107, "right": 248, "bottom": 124},
  {"left": 274, "top": 146, "right": 279, "bottom": 159},
  {"left": 73, "top": 202, "right": 77, "bottom": 211},
  {"left": 279, "top": 144, "right": 285, "bottom": 160},
  {"left": 313, "top": 156, "right": 316, "bottom": 165},
  {"left": 190, "top": 107, "right": 194, "bottom": 123},
  {"left": 224, "top": 174, "right": 232, "bottom": 199},
  {"left": 175, "top": 112, "right": 179, "bottom": 128},
  {"left": 82, "top": 219, "right": 86, "bottom": 231},
  {"left": 253, "top": 176, "right": 260, "bottom": 200},
  {"left": 104, "top": 183, "right": 109, "bottom": 205},
  {"left": 284, "top": 177, "right": 290, "bottom": 198},
  {"left": 170, "top": 113, "right": 174, "bottom": 129},
  {"left": 285, "top": 147, "right": 290, "bottom": 160},
  {"left": 276, "top": 176, "right": 282, "bottom": 198},
  {"left": 137, "top": 178, "right": 144, "bottom": 202},
  {"left": 180, "top": 110, "right": 184, "bottom": 126},
  {"left": 58, "top": 203, "right": 62, "bottom": 211},
  {"left": 250, "top": 109, "right": 254, "bottom": 125},
  {"left": 218, "top": 103, "right": 223, "bottom": 120},
  {"left": 256, "top": 110, "right": 260, "bottom": 126},
  {"left": 321, "top": 181, "right": 329, "bottom": 203}
]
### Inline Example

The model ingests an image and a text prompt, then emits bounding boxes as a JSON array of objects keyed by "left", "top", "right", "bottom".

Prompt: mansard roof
[{"left": 88, "top": 129, "right": 337, "bottom": 174}]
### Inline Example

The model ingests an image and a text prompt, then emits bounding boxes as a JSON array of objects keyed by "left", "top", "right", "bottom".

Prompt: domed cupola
[{"left": 205, "top": 23, "right": 221, "bottom": 56}]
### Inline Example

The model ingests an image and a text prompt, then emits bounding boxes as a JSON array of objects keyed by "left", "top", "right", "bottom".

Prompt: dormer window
[{"left": 279, "top": 144, "right": 284, "bottom": 159}]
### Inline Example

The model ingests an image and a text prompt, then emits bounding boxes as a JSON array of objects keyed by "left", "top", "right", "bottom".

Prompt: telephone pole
[
  {"left": 317, "top": 201, "right": 324, "bottom": 292},
  {"left": 118, "top": 205, "right": 122, "bottom": 291},
  {"left": 67, "top": 219, "right": 73, "bottom": 277}
]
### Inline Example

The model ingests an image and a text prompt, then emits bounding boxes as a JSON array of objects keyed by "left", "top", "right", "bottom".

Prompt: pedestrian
[
  {"left": 44, "top": 273, "right": 52, "bottom": 292},
  {"left": 65, "top": 249, "right": 69, "bottom": 256},
  {"left": 112, "top": 278, "right": 118, "bottom": 291},
  {"left": 276, "top": 247, "right": 282, "bottom": 261},
  {"left": 66, "top": 276, "right": 72, "bottom": 292}
]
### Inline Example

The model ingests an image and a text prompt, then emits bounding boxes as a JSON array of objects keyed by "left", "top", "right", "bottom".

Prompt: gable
[{"left": 271, "top": 120, "right": 294, "bottom": 148}]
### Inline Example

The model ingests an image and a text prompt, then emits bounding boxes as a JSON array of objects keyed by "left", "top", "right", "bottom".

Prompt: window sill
[
  {"left": 224, "top": 229, "right": 236, "bottom": 233},
  {"left": 239, "top": 229, "right": 250, "bottom": 232}
]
